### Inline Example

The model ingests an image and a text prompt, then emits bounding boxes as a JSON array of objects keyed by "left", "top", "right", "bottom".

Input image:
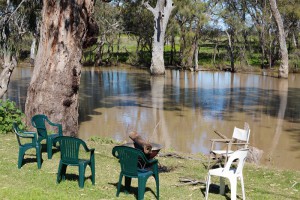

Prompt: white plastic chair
[
  {"left": 205, "top": 148, "right": 249, "bottom": 200},
  {"left": 208, "top": 122, "right": 250, "bottom": 169}
]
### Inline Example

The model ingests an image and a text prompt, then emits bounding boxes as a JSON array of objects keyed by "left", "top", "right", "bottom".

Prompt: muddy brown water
[{"left": 6, "top": 66, "right": 300, "bottom": 170}]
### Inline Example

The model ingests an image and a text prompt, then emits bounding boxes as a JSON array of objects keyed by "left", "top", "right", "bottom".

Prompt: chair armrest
[
  {"left": 81, "top": 141, "right": 94, "bottom": 153},
  {"left": 87, "top": 148, "right": 95, "bottom": 153},
  {"left": 210, "top": 139, "right": 232, "bottom": 143},
  {"left": 18, "top": 131, "right": 38, "bottom": 142},
  {"left": 45, "top": 118, "right": 63, "bottom": 135},
  {"left": 230, "top": 142, "right": 249, "bottom": 145},
  {"left": 22, "top": 131, "right": 36, "bottom": 136},
  {"left": 112, "top": 147, "right": 119, "bottom": 158},
  {"left": 209, "top": 139, "right": 233, "bottom": 153},
  {"left": 147, "top": 158, "right": 158, "bottom": 165}
]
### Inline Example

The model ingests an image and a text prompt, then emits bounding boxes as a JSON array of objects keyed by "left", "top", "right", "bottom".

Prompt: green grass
[{"left": 0, "top": 133, "right": 299, "bottom": 200}]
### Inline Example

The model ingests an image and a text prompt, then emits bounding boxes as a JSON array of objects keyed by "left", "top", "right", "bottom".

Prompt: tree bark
[
  {"left": 0, "top": 49, "right": 17, "bottom": 98},
  {"left": 30, "top": 37, "right": 36, "bottom": 66},
  {"left": 269, "top": 0, "right": 289, "bottom": 78},
  {"left": 194, "top": 39, "right": 199, "bottom": 71},
  {"left": 144, "top": 0, "right": 175, "bottom": 75},
  {"left": 225, "top": 29, "right": 235, "bottom": 72},
  {"left": 25, "top": 0, "right": 97, "bottom": 136}
]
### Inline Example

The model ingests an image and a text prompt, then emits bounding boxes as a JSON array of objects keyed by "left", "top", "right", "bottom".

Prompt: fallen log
[
  {"left": 129, "top": 131, "right": 152, "bottom": 154},
  {"left": 175, "top": 177, "right": 206, "bottom": 186}
]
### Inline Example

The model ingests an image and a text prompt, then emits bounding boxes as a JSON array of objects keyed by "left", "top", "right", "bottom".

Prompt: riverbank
[{"left": 1, "top": 133, "right": 299, "bottom": 200}]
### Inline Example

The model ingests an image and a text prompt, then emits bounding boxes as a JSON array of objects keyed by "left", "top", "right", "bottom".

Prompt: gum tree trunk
[
  {"left": 25, "top": 0, "right": 97, "bottom": 136},
  {"left": 0, "top": 49, "right": 17, "bottom": 98},
  {"left": 143, "top": 0, "right": 175, "bottom": 75},
  {"left": 269, "top": 0, "right": 289, "bottom": 78}
]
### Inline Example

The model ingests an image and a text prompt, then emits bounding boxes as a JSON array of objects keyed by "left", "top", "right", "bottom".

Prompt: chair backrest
[
  {"left": 12, "top": 122, "right": 22, "bottom": 146},
  {"left": 232, "top": 122, "right": 250, "bottom": 144},
  {"left": 112, "top": 146, "right": 149, "bottom": 177},
  {"left": 223, "top": 148, "right": 249, "bottom": 175},
  {"left": 31, "top": 114, "right": 48, "bottom": 138},
  {"left": 54, "top": 136, "right": 85, "bottom": 164}
]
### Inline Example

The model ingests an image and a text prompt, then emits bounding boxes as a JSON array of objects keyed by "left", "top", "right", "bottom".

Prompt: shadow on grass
[
  {"left": 21, "top": 156, "right": 43, "bottom": 168},
  {"left": 158, "top": 164, "right": 178, "bottom": 173},
  {"left": 108, "top": 182, "right": 157, "bottom": 200},
  {"left": 40, "top": 143, "right": 60, "bottom": 157},
  {"left": 58, "top": 173, "right": 94, "bottom": 186},
  {"left": 200, "top": 184, "right": 231, "bottom": 200}
]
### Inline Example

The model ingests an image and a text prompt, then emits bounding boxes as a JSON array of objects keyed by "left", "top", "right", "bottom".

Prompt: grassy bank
[{"left": 0, "top": 133, "right": 299, "bottom": 200}]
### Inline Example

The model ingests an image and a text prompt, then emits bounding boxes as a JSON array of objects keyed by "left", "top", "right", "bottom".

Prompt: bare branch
[{"left": 142, "top": 0, "right": 156, "bottom": 15}]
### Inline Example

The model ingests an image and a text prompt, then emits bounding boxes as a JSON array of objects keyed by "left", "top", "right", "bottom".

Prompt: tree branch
[
  {"left": 142, "top": 0, "right": 156, "bottom": 15},
  {"left": 0, "top": 0, "right": 27, "bottom": 24}
]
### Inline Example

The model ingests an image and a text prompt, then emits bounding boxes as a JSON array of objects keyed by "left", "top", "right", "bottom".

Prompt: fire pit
[{"left": 122, "top": 142, "right": 163, "bottom": 159}]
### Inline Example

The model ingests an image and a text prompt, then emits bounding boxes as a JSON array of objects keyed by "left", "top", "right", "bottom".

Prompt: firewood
[{"left": 129, "top": 131, "right": 152, "bottom": 154}]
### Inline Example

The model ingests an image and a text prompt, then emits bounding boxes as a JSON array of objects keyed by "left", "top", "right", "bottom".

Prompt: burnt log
[{"left": 129, "top": 131, "right": 152, "bottom": 154}]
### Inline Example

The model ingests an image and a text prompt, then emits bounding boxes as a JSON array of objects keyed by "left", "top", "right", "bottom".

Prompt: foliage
[
  {"left": 0, "top": 133, "right": 299, "bottom": 199},
  {"left": 91, "top": 1, "right": 124, "bottom": 66},
  {"left": 173, "top": 0, "right": 208, "bottom": 69},
  {"left": 89, "top": 136, "right": 116, "bottom": 144},
  {"left": 0, "top": 99, "right": 24, "bottom": 134}
]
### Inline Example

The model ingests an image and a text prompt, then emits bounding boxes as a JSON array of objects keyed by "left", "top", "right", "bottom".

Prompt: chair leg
[
  {"left": 116, "top": 174, "right": 123, "bottom": 197},
  {"left": 138, "top": 177, "right": 147, "bottom": 200},
  {"left": 125, "top": 176, "right": 132, "bottom": 193},
  {"left": 154, "top": 174, "right": 159, "bottom": 200},
  {"left": 229, "top": 178, "right": 237, "bottom": 200},
  {"left": 240, "top": 175, "right": 246, "bottom": 200},
  {"left": 79, "top": 164, "right": 87, "bottom": 188},
  {"left": 47, "top": 138, "right": 53, "bottom": 159},
  {"left": 57, "top": 161, "right": 63, "bottom": 183},
  {"left": 36, "top": 144, "right": 42, "bottom": 169},
  {"left": 207, "top": 152, "right": 212, "bottom": 169},
  {"left": 18, "top": 148, "right": 25, "bottom": 169},
  {"left": 205, "top": 174, "right": 211, "bottom": 200},
  {"left": 90, "top": 162, "right": 95, "bottom": 185},
  {"left": 61, "top": 164, "right": 67, "bottom": 181},
  {"left": 220, "top": 177, "right": 225, "bottom": 195}
]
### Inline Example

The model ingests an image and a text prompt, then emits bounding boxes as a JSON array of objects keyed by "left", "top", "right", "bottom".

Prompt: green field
[{"left": 0, "top": 134, "right": 299, "bottom": 200}]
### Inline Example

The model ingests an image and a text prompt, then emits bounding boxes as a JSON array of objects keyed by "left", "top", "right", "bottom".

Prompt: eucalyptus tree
[
  {"left": 269, "top": 0, "right": 289, "bottom": 78},
  {"left": 212, "top": 0, "right": 253, "bottom": 72},
  {"left": 142, "top": 0, "right": 175, "bottom": 75},
  {"left": 0, "top": 0, "right": 40, "bottom": 98},
  {"left": 120, "top": 0, "right": 154, "bottom": 64},
  {"left": 277, "top": 0, "right": 300, "bottom": 70},
  {"left": 25, "top": 0, "right": 98, "bottom": 136},
  {"left": 174, "top": 0, "right": 208, "bottom": 71},
  {"left": 164, "top": 13, "right": 179, "bottom": 66},
  {"left": 246, "top": 0, "right": 272, "bottom": 68},
  {"left": 93, "top": 1, "right": 123, "bottom": 66}
]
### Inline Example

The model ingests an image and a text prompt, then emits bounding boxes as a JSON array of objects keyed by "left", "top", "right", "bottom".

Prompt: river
[{"left": 6, "top": 66, "right": 300, "bottom": 170}]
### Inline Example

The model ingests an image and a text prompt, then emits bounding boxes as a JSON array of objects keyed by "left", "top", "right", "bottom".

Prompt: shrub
[{"left": 0, "top": 99, "right": 25, "bottom": 134}]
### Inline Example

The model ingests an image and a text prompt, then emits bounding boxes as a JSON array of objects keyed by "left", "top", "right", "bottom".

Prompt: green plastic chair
[
  {"left": 31, "top": 114, "right": 63, "bottom": 159},
  {"left": 112, "top": 145, "right": 159, "bottom": 200},
  {"left": 13, "top": 122, "right": 42, "bottom": 169},
  {"left": 53, "top": 136, "right": 95, "bottom": 188}
]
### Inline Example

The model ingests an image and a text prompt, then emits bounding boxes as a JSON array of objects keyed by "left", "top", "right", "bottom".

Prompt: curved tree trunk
[
  {"left": 25, "top": 0, "right": 97, "bottom": 136},
  {"left": 144, "top": 0, "right": 175, "bottom": 75},
  {"left": 0, "top": 49, "right": 17, "bottom": 98},
  {"left": 269, "top": 0, "right": 289, "bottom": 78}
]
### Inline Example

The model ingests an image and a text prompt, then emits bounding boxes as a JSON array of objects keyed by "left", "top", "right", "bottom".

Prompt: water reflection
[{"left": 8, "top": 66, "right": 300, "bottom": 170}]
